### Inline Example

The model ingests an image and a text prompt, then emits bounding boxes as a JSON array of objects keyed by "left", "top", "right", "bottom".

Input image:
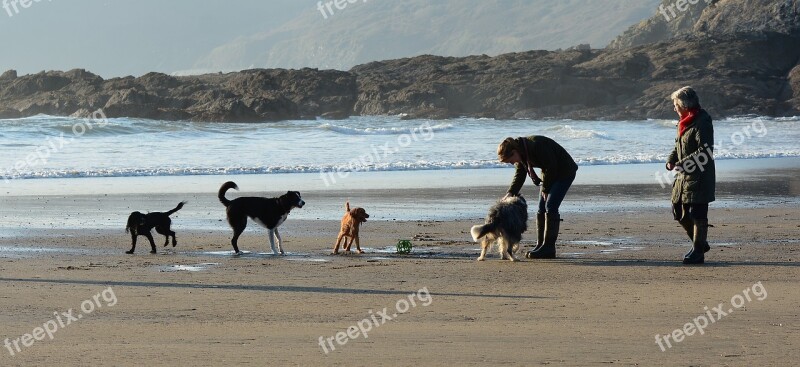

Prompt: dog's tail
[
  {"left": 470, "top": 223, "right": 495, "bottom": 241},
  {"left": 345, "top": 201, "right": 351, "bottom": 212},
  {"left": 165, "top": 201, "right": 187, "bottom": 216},
  {"left": 218, "top": 181, "right": 239, "bottom": 207}
]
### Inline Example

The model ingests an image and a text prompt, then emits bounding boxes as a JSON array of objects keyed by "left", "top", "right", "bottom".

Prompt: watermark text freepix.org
[
  {"left": 659, "top": 0, "right": 715, "bottom": 22},
  {"left": 3, "top": 0, "right": 52, "bottom": 18},
  {"left": 318, "top": 287, "right": 432, "bottom": 354},
  {"left": 4, "top": 287, "right": 118, "bottom": 356},
  {"left": 655, "top": 281, "right": 767, "bottom": 352},
  {"left": 319, "top": 121, "right": 435, "bottom": 187},
  {"left": 317, "top": 0, "right": 368, "bottom": 19},
  {"left": 655, "top": 119, "right": 767, "bottom": 189},
  {"left": 2, "top": 109, "right": 109, "bottom": 184}
]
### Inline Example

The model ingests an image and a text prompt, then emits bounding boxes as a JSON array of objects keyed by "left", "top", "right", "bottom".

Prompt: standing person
[
  {"left": 497, "top": 136, "right": 578, "bottom": 259},
  {"left": 666, "top": 86, "right": 715, "bottom": 265}
]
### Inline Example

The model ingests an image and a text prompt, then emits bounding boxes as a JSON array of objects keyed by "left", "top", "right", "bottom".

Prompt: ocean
[{"left": 1, "top": 115, "right": 798, "bottom": 183}]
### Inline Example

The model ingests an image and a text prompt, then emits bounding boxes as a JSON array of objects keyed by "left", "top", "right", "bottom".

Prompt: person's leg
[
  {"left": 531, "top": 186, "right": 546, "bottom": 252},
  {"left": 528, "top": 174, "right": 574, "bottom": 259},
  {"left": 543, "top": 174, "right": 575, "bottom": 215},
  {"left": 537, "top": 185, "right": 546, "bottom": 215},
  {"left": 675, "top": 203, "right": 694, "bottom": 257},
  {"left": 684, "top": 204, "right": 709, "bottom": 265}
]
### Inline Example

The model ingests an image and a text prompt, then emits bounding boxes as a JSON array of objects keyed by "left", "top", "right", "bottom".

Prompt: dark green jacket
[
  {"left": 508, "top": 136, "right": 578, "bottom": 195},
  {"left": 667, "top": 109, "right": 716, "bottom": 204}
]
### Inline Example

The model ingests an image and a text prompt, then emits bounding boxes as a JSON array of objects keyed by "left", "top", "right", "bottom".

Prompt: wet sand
[{"left": 0, "top": 159, "right": 799, "bottom": 366}]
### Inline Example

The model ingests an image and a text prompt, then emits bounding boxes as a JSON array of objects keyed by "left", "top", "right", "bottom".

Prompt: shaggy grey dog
[{"left": 470, "top": 195, "right": 528, "bottom": 261}]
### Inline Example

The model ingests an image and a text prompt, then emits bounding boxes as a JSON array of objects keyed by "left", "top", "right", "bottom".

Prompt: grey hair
[{"left": 671, "top": 86, "right": 700, "bottom": 109}]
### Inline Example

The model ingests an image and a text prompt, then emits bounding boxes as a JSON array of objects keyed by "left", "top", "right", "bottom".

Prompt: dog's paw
[
  {"left": 477, "top": 256, "right": 485, "bottom": 261},
  {"left": 125, "top": 250, "right": 134, "bottom": 254},
  {"left": 150, "top": 250, "right": 157, "bottom": 254},
  {"left": 357, "top": 250, "right": 365, "bottom": 254},
  {"left": 330, "top": 251, "right": 339, "bottom": 255}
]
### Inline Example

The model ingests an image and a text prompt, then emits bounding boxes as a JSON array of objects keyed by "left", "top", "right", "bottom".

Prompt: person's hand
[
  {"left": 541, "top": 191, "right": 548, "bottom": 201},
  {"left": 666, "top": 163, "right": 675, "bottom": 171}
]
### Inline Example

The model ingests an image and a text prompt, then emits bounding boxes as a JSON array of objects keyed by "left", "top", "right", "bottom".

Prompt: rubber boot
[
  {"left": 681, "top": 218, "right": 710, "bottom": 259},
  {"left": 527, "top": 212, "right": 559, "bottom": 259},
  {"left": 680, "top": 218, "right": 694, "bottom": 258},
  {"left": 683, "top": 219, "right": 707, "bottom": 265},
  {"left": 530, "top": 213, "right": 546, "bottom": 252}
]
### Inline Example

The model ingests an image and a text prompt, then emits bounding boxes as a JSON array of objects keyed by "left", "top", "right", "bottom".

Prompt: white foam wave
[
  {"left": 318, "top": 123, "right": 454, "bottom": 135},
  {"left": 549, "top": 125, "right": 612, "bottom": 139},
  {"left": 6, "top": 151, "right": 799, "bottom": 180}
]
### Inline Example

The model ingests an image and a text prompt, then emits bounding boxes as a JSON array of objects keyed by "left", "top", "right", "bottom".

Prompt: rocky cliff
[
  {"left": 0, "top": 69, "right": 356, "bottom": 121},
  {"left": 1, "top": 0, "right": 798, "bottom": 122}
]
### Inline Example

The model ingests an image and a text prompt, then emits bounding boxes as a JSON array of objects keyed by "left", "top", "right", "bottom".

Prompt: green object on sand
[{"left": 396, "top": 240, "right": 413, "bottom": 254}]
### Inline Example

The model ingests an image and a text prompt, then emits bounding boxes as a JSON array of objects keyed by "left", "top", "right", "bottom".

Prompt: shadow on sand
[{"left": 0, "top": 277, "right": 544, "bottom": 300}]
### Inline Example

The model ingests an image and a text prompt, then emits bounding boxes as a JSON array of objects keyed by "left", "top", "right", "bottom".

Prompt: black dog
[
  {"left": 125, "top": 202, "right": 186, "bottom": 254},
  {"left": 218, "top": 181, "right": 305, "bottom": 255}
]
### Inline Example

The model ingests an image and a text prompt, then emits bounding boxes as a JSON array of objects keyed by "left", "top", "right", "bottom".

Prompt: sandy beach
[{"left": 0, "top": 158, "right": 799, "bottom": 366}]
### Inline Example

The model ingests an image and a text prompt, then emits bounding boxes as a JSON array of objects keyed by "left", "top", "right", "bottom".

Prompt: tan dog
[{"left": 332, "top": 202, "right": 369, "bottom": 254}]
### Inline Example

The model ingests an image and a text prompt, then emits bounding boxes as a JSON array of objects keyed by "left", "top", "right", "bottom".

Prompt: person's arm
[
  {"left": 680, "top": 119, "right": 714, "bottom": 178},
  {"left": 507, "top": 163, "right": 527, "bottom": 196},
  {"left": 535, "top": 144, "right": 560, "bottom": 194},
  {"left": 678, "top": 123, "right": 714, "bottom": 177},
  {"left": 666, "top": 139, "right": 679, "bottom": 170}
]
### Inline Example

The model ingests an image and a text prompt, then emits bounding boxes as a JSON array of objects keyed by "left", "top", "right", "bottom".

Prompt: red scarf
[{"left": 677, "top": 108, "right": 700, "bottom": 137}]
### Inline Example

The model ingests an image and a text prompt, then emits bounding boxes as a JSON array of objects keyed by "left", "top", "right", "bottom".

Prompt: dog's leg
[
  {"left": 126, "top": 233, "right": 137, "bottom": 254},
  {"left": 144, "top": 232, "right": 157, "bottom": 254},
  {"left": 268, "top": 229, "right": 279, "bottom": 255},
  {"left": 332, "top": 234, "right": 345, "bottom": 254},
  {"left": 498, "top": 237, "right": 516, "bottom": 262},
  {"left": 228, "top": 215, "right": 246, "bottom": 254},
  {"left": 155, "top": 226, "right": 170, "bottom": 247},
  {"left": 231, "top": 229, "right": 242, "bottom": 254},
  {"left": 274, "top": 228, "right": 285, "bottom": 255},
  {"left": 164, "top": 225, "right": 177, "bottom": 247},
  {"left": 509, "top": 241, "right": 519, "bottom": 262},
  {"left": 477, "top": 239, "right": 489, "bottom": 261},
  {"left": 354, "top": 235, "right": 364, "bottom": 254},
  {"left": 343, "top": 236, "right": 353, "bottom": 253}
]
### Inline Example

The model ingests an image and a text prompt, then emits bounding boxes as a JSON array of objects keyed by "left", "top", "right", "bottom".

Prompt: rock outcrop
[{"left": 0, "top": 69, "right": 355, "bottom": 121}]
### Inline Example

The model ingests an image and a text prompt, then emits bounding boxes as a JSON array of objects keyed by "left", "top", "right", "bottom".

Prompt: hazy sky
[
  {"left": 0, "top": 0, "right": 306, "bottom": 77},
  {"left": 0, "top": 0, "right": 657, "bottom": 78}
]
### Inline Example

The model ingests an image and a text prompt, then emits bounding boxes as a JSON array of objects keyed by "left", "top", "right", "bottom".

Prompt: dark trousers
[
  {"left": 538, "top": 173, "right": 575, "bottom": 215},
  {"left": 673, "top": 203, "right": 709, "bottom": 221}
]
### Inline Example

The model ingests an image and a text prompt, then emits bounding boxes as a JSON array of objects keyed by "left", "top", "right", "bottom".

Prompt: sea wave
[
  {"left": 547, "top": 125, "right": 612, "bottom": 140},
  {"left": 318, "top": 123, "right": 455, "bottom": 135},
  {"left": 5, "top": 152, "right": 798, "bottom": 180}
]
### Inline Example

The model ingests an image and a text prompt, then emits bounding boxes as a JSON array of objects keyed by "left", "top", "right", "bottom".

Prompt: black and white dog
[
  {"left": 470, "top": 195, "right": 528, "bottom": 261},
  {"left": 218, "top": 181, "right": 305, "bottom": 255},
  {"left": 125, "top": 201, "right": 186, "bottom": 254}
]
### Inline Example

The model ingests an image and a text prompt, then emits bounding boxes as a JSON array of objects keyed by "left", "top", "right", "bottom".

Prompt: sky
[
  {"left": 0, "top": 0, "right": 307, "bottom": 77},
  {"left": 0, "top": 0, "right": 659, "bottom": 78}
]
